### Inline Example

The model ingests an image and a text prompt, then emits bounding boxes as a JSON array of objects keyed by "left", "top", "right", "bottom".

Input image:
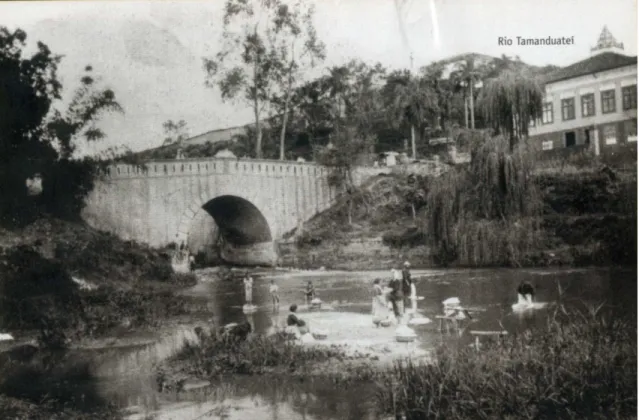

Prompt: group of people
[
  {"left": 372, "top": 261, "right": 414, "bottom": 325},
  {"left": 243, "top": 272, "right": 317, "bottom": 313}
]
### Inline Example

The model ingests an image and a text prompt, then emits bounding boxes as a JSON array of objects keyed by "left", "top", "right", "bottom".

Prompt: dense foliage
[
  {"left": 426, "top": 132, "right": 542, "bottom": 266},
  {"left": 0, "top": 27, "right": 122, "bottom": 227}
]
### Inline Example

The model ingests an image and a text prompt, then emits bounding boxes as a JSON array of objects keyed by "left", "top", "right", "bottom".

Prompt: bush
[
  {"left": 160, "top": 330, "right": 346, "bottom": 383},
  {"left": 0, "top": 246, "right": 83, "bottom": 347},
  {"left": 382, "top": 227, "right": 426, "bottom": 248},
  {"left": 376, "top": 308, "right": 637, "bottom": 419}
]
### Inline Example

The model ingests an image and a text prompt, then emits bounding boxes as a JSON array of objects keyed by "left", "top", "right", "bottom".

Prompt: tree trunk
[
  {"left": 254, "top": 99, "right": 262, "bottom": 159},
  {"left": 464, "top": 96, "right": 469, "bottom": 129},
  {"left": 279, "top": 92, "right": 291, "bottom": 160},
  {"left": 348, "top": 197, "right": 353, "bottom": 225},
  {"left": 410, "top": 124, "right": 416, "bottom": 160},
  {"left": 280, "top": 45, "right": 296, "bottom": 161},
  {"left": 469, "top": 82, "right": 475, "bottom": 130},
  {"left": 410, "top": 203, "right": 416, "bottom": 220},
  {"left": 252, "top": 37, "right": 262, "bottom": 159}
]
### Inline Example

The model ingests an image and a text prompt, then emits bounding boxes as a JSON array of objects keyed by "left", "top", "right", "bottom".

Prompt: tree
[
  {"left": 204, "top": 0, "right": 324, "bottom": 160},
  {"left": 451, "top": 56, "right": 487, "bottom": 130},
  {"left": 426, "top": 132, "right": 542, "bottom": 266},
  {"left": 204, "top": 0, "right": 279, "bottom": 159},
  {"left": 478, "top": 69, "right": 544, "bottom": 149},
  {"left": 0, "top": 27, "right": 123, "bottom": 226},
  {"left": 269, "top": 1, "right": 325, "bottom": 160},
  {"left": 383, "top": 69, "right": 437, "bottom": 159},
  {"left": 45, "top": 65, "right": 123, "bottom": 159},
  {"left": 162, "top": 119, "right": 189, "bottom": 146},
  {"left": 316, "top": 126, "right": 370, "bottom": 225},
  {"left": 289, "top": 77, "right": 334, "bottom": 151},
  {"left": 316, "top": 61, "right": 385, "bottom": 223}
]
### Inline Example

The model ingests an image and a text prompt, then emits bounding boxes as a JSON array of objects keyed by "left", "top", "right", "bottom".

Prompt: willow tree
[
  {"left": 426, "top": 132, "right": 542, "bottom": 267},
  {"left": 479, "top": 69, "right": 544, "bottom": 149}
]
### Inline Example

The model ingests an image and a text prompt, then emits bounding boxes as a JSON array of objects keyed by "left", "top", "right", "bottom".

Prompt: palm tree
[
  {"left": 449, "top": 70, "right": 469, "bottom": 129},
  {"left": 383, "top": 70, "right": 437, "bottom": 159},
  {"left": 453, "top": 56, "right": 487, "bottom": 130}
]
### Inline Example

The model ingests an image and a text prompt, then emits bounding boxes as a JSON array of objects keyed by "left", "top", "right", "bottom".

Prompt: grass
[
  {"left": 375, "top": 306, "right": 637, "bottom": 420},
  {"left": 156, "top": 329, "right": 353, "bottom": 391},
  {"left": 0, "top": 394, "right": 121, "bottom": 420}
]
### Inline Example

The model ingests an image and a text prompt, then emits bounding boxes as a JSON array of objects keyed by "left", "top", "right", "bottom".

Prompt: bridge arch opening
[
  {"left": 185, "top": 195, "right": 275, "bottom": 266},
  {"left": 202, "top": 195, "right": 272, "bottom": 245}
]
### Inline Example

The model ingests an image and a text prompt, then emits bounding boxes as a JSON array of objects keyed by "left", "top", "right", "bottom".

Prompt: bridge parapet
[{"left": 103, "top": 157, "right": 331, "bottom": 179}]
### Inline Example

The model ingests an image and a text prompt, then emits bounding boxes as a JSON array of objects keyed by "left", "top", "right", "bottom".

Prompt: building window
[
  {"left": 561, "top": 98, "right": 575, "bottom": 121},
  {"left": 564, "top": 131, "right": 576, "bottom": 147},
  {"left": 603, "top": 124, "right": 617, "bottom": 145},
  {"left": 581, "top": 93, "right": 595, "bottom": 117},
  {"left": 625, "top": 119, "right": 637, "bottom": 142},
  {"left": 542, "top": 102, "right": 553, "bottom": 124},
  {"left": 622, "top": 85, "right": 637, "bottom": 110},
  {"left": 601, "top": 89, "right": 616, "bottom": 114}
]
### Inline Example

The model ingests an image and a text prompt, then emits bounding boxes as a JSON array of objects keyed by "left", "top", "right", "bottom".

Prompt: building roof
[{"left": 543, "top": 52, "right": 637, "bottom": 84}]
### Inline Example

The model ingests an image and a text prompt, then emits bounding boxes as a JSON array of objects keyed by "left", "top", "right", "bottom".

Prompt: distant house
[
  {"left": 528, "top": 26, "right": 637, "bottom": 163},
  {"left": 214, "top": 149, "right": 236, "bottom": 158},
  {"left": 380, "top": 151, "right": 400, "bottom": 166}
]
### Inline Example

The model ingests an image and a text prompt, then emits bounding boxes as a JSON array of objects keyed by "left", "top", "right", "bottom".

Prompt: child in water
[
  {"left": 269, "top": 279, "right": 280, "bottom": 308},
  {"left": 243, "top": 272, "right": 254, "bottom": 306}
]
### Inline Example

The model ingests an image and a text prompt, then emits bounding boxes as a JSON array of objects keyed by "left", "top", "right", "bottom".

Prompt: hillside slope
[{"left": 280, "top": 167, "right": 637, "bottom": 270}]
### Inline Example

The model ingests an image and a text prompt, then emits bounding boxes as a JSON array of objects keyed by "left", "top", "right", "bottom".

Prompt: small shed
[
  {"left": 214, "top": 149, "right": 236, "bottom": 158},
  {"left": 380, "top": 151, "right": 400, "bottom": 167}
]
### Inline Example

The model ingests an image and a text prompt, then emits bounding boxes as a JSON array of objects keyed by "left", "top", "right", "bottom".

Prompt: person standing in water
[
  {"left": 371, "top": 279, "right": 387, "bottom": 326},
  {"left": 517, "top": 281, "right": 535, "bottom": 304},
  {"left": 269, "top": 279, "right": 280, "bottom": 308},
  {"left": 243, "top": 272, "right": 254, "bottom": 306},
  {"left": 401, "top": 261, "right": 413, "bottom": 309},
  {"left": 305, "top": 281, "right": 316, "bottom": 306},
  {"left": 389, "top": 269, "right": 404, "bottom": 323}
]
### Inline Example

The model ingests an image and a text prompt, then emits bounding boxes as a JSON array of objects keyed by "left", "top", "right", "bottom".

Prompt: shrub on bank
[
  {"left": 376, "top": 308, "right": 636, "bottom": 420},
  {"left": 0, "top": 241, "right": 196, "bottom": 347},
  {"left": 158, "top": 330, "right": 347, "bottom": 389},
  {"left": 0, "top": 394, "right": 119, "bottom": 420}
]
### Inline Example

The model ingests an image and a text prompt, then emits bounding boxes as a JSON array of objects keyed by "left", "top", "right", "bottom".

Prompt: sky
[{"left": 1, "top": 0, "right": 637, "bottom": 154}]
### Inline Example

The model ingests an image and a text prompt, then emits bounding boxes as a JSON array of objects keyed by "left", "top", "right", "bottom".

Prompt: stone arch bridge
[{"left": 81, "top": 158, "right": 339, "bottom": 266}]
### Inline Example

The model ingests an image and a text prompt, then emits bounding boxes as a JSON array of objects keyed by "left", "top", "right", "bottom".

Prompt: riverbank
[
  {"left": 281, "top": 165, "right": 637, "bottom": 270},
  {"left": 0, "top": 217, "right": 200, "bottom": 418}
]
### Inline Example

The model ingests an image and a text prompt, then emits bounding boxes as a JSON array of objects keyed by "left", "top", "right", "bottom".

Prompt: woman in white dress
[{"left": 371, "top": 279, "right": 388, "bottom": 326}]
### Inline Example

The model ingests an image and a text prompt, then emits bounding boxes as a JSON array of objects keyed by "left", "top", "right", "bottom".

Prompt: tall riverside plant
[
  {"left": 426, "top": 132, "right": 542, "bottom": 266},
  {"left": 376, "top": 307, "right": 637, "bottom": 420}
]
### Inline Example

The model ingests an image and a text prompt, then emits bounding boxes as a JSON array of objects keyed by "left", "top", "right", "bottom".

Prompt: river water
[{"left": 32, "top": 267, "right": 639, "bottom": 419}]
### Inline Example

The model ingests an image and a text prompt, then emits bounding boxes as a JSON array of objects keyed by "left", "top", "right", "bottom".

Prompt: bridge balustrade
[{"left": 101, "top": 158, "right": 328, "bottom": 179}]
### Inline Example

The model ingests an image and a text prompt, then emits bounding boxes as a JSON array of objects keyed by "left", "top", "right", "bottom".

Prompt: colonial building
[{"left": 529, "top": 26, "right": 637, "bottom": 162}]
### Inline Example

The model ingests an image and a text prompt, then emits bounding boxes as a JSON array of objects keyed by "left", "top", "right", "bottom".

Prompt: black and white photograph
[{"left": 0, "top": 0, "right": 637, "bottom": 418}]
